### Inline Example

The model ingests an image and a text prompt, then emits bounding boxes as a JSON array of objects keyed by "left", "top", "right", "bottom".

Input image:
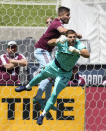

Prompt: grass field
[{"left": 0, "top": 3, "right": 57, "bottom": 26}]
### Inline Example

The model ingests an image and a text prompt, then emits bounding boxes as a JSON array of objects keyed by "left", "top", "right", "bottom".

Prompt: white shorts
[{"left": 34, "top": 48, "right": 52, "bottom": 68}]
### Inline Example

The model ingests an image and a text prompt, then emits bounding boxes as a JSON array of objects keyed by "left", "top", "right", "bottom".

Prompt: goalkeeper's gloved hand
[
  {"left": 69, "top": 46, "right": 80, "bottom": 55},
  {"left": 56, "top": 35, "right": 68, "bottom": 44}
]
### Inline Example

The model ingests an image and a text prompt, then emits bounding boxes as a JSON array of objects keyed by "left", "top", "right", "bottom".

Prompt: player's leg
[
  {"left": 44, "top": 78, "right": 57, "bottom": 110},
  {"left": 37, "top": 76, "right": 69, "bottom": 125},
  {"left": 45, "top": 78, "right": 53, "bottom": 101},
  {"left": 35, "top": 78, "right": 56, "bottom": 110},
  {"left": 33, "top": 79, "right": 52, "bottom": 109},
  {"left": 15, "top": 68, "right": 50, "bottom": 92},
  {"left": 34, "top": 48, "right": 52, "bottom": 68},
  {"left": 44, "top": 76, "right": 69, "bottom": 112},
  {"left": 33, "top": 48, "right": 53, "bottom": 107},
  {"left": 15, "top": 48, "right": 52, "bottom": 93},
  {"left": 34, "top": 48, "right": 52, "bottom": 90}
]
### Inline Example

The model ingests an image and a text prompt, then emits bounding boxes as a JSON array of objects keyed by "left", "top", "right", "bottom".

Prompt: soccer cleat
[
  {"left": 37, "top": 115, "right": 44, "bottom": 125},
  {"left": 15, "top": 86, "right": 32, "bottom": 92}
]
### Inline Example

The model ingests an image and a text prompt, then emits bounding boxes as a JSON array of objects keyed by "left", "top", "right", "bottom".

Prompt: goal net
[{"left": 0, "top": 0, "right": 106, "bottom": 131}]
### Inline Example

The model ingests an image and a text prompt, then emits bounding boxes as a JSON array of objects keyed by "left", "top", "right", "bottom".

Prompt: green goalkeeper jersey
[{"left": 55, "top": 40, "right": 86, "bottom": 72}]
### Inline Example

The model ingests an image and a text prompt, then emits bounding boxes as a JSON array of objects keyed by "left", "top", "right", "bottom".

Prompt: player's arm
[
  {"left": 69, "top": 46, "right": 90, "bottom": 58},
  {"left": 57, "top": 26, "right": 68, "bottom": 34},
  {"left": 0, "top": 55, "right": 15, "bottom": 69},
  {"left": 9, "top": 59, "right": 27, "bottom": 67},
  {"left": 57, "top": 26, "right": 82, "bottom": 39},
  {"left": 48, "top": 35, "right": 68, "bottom": 46},
  {"left": 80, "top": 48, "right": 90, "bottom": 58},
  {"left": 4, "top": 63, "right": 15, "bottom": 70},
  {"left": 48, "top": 39, "right": 57, "bottom": 46}
]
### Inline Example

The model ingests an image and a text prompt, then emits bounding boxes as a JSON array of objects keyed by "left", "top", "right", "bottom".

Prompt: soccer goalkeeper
[{"left": 15, "top": 29, "right": 90, "bottom": 125}]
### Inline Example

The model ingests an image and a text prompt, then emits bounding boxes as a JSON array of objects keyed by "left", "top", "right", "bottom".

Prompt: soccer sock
[{"left": 26, "top": 84, "right": 32, "bottom": 89}]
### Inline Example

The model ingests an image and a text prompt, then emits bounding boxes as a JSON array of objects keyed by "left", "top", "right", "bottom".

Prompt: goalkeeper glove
[
  {"left": 69, "top": 46, "right": 80, "bottom": 55},
  {"left": 56, "top": 35, "right": 68, "bottom": 44}
]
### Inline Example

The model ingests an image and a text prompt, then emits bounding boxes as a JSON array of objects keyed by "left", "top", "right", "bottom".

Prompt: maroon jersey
[
  {"left": 35, "top": 18, "right": 63, "bottom": 52},
  {"left": 0, "top": 53, "right": 26, "bottom": 85}
]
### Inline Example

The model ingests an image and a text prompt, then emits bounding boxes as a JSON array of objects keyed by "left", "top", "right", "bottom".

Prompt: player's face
[
  {"left": 67, "top": 33, "right": 77, "bottom": 46},
  {"left": 60, "top": 12, "right": 70, "bottom": 24},
  {"left": 7, "top": 45, "right": 17, "bottom": 56},
  {"left": 46, "top": 18, "right": 53, "bottom": 26}
]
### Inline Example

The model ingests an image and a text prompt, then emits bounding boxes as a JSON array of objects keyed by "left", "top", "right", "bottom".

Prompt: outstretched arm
[
  {"left": 69, "top": 46, "right": 90, "bottom": 58},
  {"left": 57, "top": 26, "right": 68, "bottom": 34},
  {"left": 57, "top": 26, "right": 82, "bottom": 39},
  {"left": 80, "top": 49, "right": 90, "bottom": 58}
]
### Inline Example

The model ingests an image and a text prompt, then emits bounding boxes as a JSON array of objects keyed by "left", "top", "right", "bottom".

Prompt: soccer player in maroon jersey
[
  {"left": 0, "top": 41, "right": 27, "bottom": 85},
  {"left": 46, "top": 17, "right": 54, "bottom": 27},
  {"left": 25, "top": 6, "right": 72, "bottom": 107}
]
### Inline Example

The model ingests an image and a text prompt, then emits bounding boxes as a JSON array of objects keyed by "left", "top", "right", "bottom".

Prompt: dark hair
[
  {"left": 58, "top": 6, "right": 70, "bottom": 16},
  {"left": 66, "top": 29, "right": 76, "bottom": 36}
]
